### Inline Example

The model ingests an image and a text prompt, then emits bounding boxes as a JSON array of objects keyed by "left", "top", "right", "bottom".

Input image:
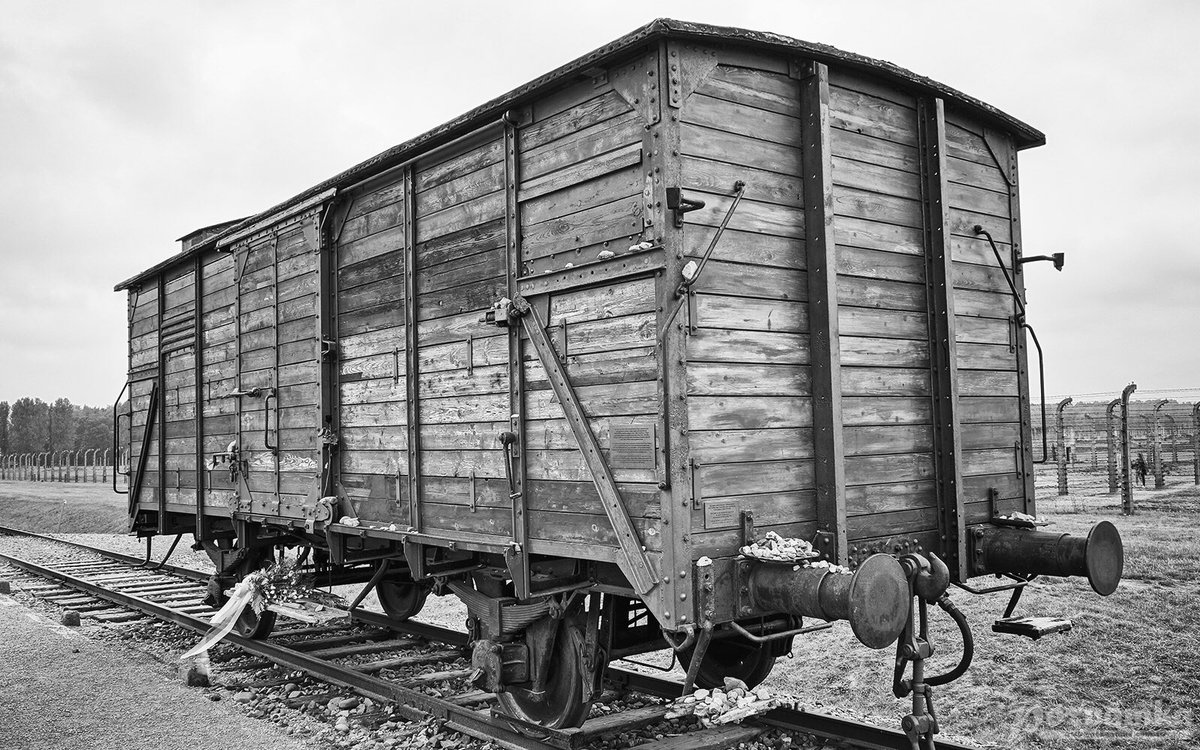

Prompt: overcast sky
[{"left": 1, "top": 0, "right": 1197, "bottom": 408}]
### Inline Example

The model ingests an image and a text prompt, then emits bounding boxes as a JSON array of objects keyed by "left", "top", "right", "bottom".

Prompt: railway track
[{"left": 0, "top": 526, "right": 977, "bottom": 750}]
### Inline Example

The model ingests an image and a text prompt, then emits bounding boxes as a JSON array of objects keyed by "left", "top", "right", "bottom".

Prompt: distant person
[{"left": 1132, "top": 453, "right": 1148, "bottom": 486}]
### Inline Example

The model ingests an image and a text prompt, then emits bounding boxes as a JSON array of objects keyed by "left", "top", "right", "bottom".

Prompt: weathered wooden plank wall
[
  {"left": 944, "top": 112, "right": 1026, "bottom": 523},
  {"left": 517, "top": 67, "right": 658, "bottom": 556},
  {"left": 827, "top": 69, "right": 939, "bottom": 545},
  {"left": 128, "top": 280, "right": 160, "bottom": 511},
  {"left": 336, "top": 172, "right": 410, "bottom": 523},
  {"left": 200, "top": 250, "right": 237, "bottom": 515},
  {"left": 233, "top": 217, "right": 322, "bottom": 519},
  {"left": 413, "top": 133, "right": 511, "bottom": 539},
  {"left": 680, "top": 52, "right": 814, "bottom": 558}
]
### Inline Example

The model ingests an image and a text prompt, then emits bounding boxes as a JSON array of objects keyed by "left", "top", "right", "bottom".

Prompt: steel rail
[
  {"left": 0, "top": 548, "right": 547, "bottom": 750},
  {"left": 0, "top": 527, "right": 980, "bottom": 750}
]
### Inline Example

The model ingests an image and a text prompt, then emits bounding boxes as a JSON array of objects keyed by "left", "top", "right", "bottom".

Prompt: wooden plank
[
  {"left": 832, "top": 186, "right": 922, "bottom": 229},
  {"left": 831, "top": 129, "right": 919, "bottom": 173},
  {"left": 680, "top": 121, "right": 801, "bottom": 177},
  {"left": 846, "top": 452, "right": 935, "bottom": 485},
  {"left": 521, "top": 163, "right": 643, "bottom": 227},
  {"left": 838, "top": 306, "right": 926, "bottom": 340},
  {"left": 842, "top": 396, "right": 931, "bottom": 426},
  {"left": 697, "top": 458, "right": 814, "bottom": 496},
  {"left": 417, "top": 160, "right": 504, "bottom": 218},
  {"left": 520, "top": 111, "right": 642, "bottom": 182},
  {"left": 956, "top": 342, "right": 1017, "bottom": 371},
  {"left": 847, "top": 506, "right": 939, "bottom": 539},
  {"left": 829, "top": 84, "right": 918, "bottom": 146},
  {"left": 520, "top": 143, "right": 642, "bottom": 203},
  {"left": 688, "top": 395, "right": 813, "bottom": 430},
  {"left": 682, "top": 190, "right": 805, "bottom": 239},
  {"left": 415, "top": 190, "right": 504, "bottom": 245},
  {"left": 837, "top": 275, "right": 926, "bottom": 312},
  {"left": 682, "top": 227, "right": 804, "bottom": 271},
  {"left": 958, "top": 369, "right": 1019, "bottom": 396},
  {"left": 524, "top": 381, "right": 657, "bottom": 420},
  {"left": 842, "top": 367, "right": 930, "bottom": 397},
  {"left": 682, "top": 91, "right": 802, "bottom": 147},
  {"left": 693, "top": 294, "right": 808, "bottom": 333},
  {"left": 689, "top": 427, "right": 814, "bottom": 463},
  {"left": 519, "top": 90, "right": 632, "bottom": 152},
  {"left": 686, "top": 328, "right": 810, "bottom": 365},
  {"left": 840, "top": 336, "right": 929, "bottom": 368},
  {"left": 687, "top": 362, "right": 810, "bottom": 396},
  {"left": 833, "top": 214, "right": 923, "bottom": 256},
  {"left": 521, "top": 195, "right": 643, "bottom": 261},
  {"left": 832, "top": 153, "right": 921, "bottom": 198},
  {"left": 416, "top": 138, "right": 503, "bottom": 193},
  {"left": 682, "top": 155, "right": 802, "bottom": 210},
  {"left": 695, "top": 64, "right": 799, "bottom": 116},
  {"left": 846, "top": 480, "right": 936, "bottom": 515}
]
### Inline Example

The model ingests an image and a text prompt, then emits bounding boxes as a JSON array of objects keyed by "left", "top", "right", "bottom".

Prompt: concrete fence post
[
  {"left": 1056, "top": 397, "right": 1072, "bottom": 495},
  {"left": 1193, "top": 403, "right": 1199, "bottom": 487},
  {"left": 1152, "top": 400, "right": 1169, "bottom": 489},
  {"left": 1106, "top": 399, "right": 1120, "bottom": 493},
  {"left": 102, "top": 448, "right": 111, "bottom": 484},
  {"left": 1120, "top": 383, "right": 1137, "bottom": 514}
]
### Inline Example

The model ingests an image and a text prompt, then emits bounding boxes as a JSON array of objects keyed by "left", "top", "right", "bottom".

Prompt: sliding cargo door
[
  {"left": 233, "top": 215, "right": 322, "bottom": 521},
  {"left": 335, "top": 173, "right": 410, "bottom": 523},
  {"left": 412, "top": 135, "right": 513, "bottom": 539}
]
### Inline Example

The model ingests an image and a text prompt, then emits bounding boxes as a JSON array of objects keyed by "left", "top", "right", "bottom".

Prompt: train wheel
[
  {"left": 497, "top": 616, "right": 594, "bottom": 729},
  {"left": 684, "top": 638, "right": 776, "bottom": 689},
  {"left": 377, "top": 577, "right": 429, "bottom": 621}
]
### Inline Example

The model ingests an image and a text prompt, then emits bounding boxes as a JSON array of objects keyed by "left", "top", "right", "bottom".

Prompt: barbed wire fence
[
  {"left": 1033, "top": 384, "right": 1200, "bottom": 515},
  {"left": 0, "top": 449, "right": 128, "bottom": 484}
]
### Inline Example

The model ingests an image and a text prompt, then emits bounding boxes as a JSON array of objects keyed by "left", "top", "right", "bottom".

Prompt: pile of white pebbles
[
  {"left": 738, "top": 532, "right": 852, "bottom": 574},
  {"left": 665, "top": 677, "right": 784, "bottom": 727}
]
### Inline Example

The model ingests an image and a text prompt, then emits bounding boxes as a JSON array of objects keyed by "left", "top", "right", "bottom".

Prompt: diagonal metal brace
[{"left": 511, "top": 296, "right": 659, "bottom": 596}]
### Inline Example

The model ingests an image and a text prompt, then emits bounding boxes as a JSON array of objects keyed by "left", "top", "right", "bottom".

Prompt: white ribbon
[{"left": 180, "top": 580, "right": 256, "bottom": 660}]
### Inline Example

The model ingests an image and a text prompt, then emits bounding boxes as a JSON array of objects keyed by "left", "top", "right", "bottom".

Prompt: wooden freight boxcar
[{"left": 114, "top": 19, "right": 1122, "bottom": 732}]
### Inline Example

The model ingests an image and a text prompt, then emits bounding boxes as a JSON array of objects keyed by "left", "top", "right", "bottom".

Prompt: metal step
[{"left": 992, "top": 616, "right": 1073, "bottom": 639}]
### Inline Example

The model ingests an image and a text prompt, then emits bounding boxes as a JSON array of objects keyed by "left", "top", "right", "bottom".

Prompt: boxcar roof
[{"left": 116, "top": 18, "right": 1044, "bottom": 291}]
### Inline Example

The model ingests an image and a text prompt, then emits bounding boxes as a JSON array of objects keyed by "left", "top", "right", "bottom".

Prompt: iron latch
[
  {"left": 665, "top": 188, "right": 706, "bottom": 228},
  {"left": 480, "top": 297, "right": 527, "bottom": 328}
]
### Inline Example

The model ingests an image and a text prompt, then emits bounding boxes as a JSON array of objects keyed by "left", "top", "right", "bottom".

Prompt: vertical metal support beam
[
  {"left": 317, "top": 204, "right": 339, "bottom": 503},
  {"left": 501, "top": 115, "right": 531, "bottom": 600},
  {"left": 1152, "top": 399, "right": 1168, "bottom": 489},
  {"left": 156, "top": 274, "right": 167, "bottom": 533},
  {"left": 918, "top": 97, "right": 966, "bottom": 578},
  {"left": 799, "top": 61, "right": 847, "bottom": 564},
  {"left": 402, "top": 166, "right": 423, "bottom": 578},
  {"left": 194, "top": 255, "right": 207, "bottom": 539},
  {"left": 270, "top": 235, "right": 281, "bottom": 510},
  {"left": 1000, "top": 137, "right": 1036, "bottom": 514},
  {"left": 655, "top": 41, "right": 686, "bottom": 627},
  {"left": 1105, "top": 399, "right": 1120, "bottom": 494},
  {"left": 1055, "top": 397, "right": 1072, "bottom": 496},
  {"left": 1120, "top": 383, "right": 1137, "bottom": 514},
  {"left": 1193, "top": 403, "right": 1199, "bottom": 486}
]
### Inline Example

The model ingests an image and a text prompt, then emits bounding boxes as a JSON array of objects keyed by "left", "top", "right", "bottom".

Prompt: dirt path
[{"left": 0, "top": 595, "right": 317, "bottom": 750}]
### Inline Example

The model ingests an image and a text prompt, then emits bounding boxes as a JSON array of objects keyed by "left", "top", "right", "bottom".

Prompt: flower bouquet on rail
[{"left": 181, "top": 558, "right": 346, "bottom": 659}]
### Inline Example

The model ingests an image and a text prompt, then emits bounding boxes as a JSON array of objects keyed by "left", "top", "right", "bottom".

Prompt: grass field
[{"left": 1, "top": 473, "right": 1197, "bottom": 748}]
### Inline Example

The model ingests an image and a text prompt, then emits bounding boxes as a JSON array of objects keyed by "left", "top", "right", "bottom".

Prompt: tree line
[{"left": 0, "top": 398, "right": 114, "bottom": 456}]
